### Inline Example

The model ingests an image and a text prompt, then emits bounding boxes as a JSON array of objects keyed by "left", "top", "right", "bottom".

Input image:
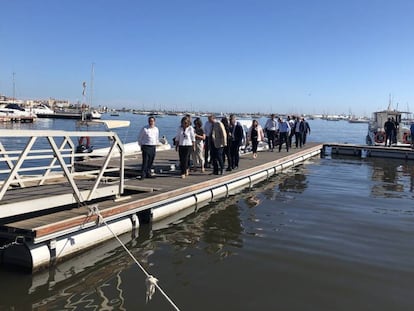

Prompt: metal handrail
[{"left": 0, "top": 129, "right": 125, "bottom": 217}]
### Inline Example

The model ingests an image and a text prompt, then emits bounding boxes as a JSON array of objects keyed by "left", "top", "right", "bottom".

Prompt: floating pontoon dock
[
  {"left": 0, "top": 128, "right": 325, "bottom": 272},
  {"left": 323, "top": 143, "right": 414, "bottom": 160},
  {"left": 2, "top": 129, "right": 413, "bottom": 272}
]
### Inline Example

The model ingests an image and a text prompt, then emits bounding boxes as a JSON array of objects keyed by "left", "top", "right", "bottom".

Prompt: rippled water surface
[{"left": 1, "top": 117, "right": 414, "bottom": 310}]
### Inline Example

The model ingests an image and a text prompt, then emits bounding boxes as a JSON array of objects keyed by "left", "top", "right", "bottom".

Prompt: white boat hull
[{"left": 91, "top": 141, "right": 171, "bottom": 157}]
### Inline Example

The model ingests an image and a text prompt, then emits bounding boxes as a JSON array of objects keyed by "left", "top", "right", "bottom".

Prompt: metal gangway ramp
[{"left": 0, "top": 129, "right": 125, "bottom": 219}]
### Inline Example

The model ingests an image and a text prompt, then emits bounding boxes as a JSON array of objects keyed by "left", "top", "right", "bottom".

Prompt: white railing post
[
  {"left": 0, "top": 141, "right": 25, "bottom": 188},
  {"left": 0, "top": 137, "right": 37, "bottom": 200},
  {"left": 47, "top": 136, "right": 83, "bottom": 204}
]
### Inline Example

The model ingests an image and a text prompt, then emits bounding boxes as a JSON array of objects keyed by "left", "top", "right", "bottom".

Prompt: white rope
[{"left": 88, "top": 205, "right": 181, "bottom": 310}]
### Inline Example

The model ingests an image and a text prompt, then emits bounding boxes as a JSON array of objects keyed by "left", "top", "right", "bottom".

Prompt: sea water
[{"left": 0, "top": 115, "right": 413, "bottom": 310}]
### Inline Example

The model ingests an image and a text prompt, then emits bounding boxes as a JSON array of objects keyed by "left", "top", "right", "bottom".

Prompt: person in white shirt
[
  {"left": 137, "top": 116, "right": 159, "bottom": 179},
  {"left": 175, "top": 116, "right": 196, "bottom": 178},
  {"left": 287, "top": 115, "right": 296, "bottom": 148},
  {"left": 295, "top": 117, "right": 305, "bottom": 148},
  {"left": 264, "top": 114, "right": 278, "bottom": 151}
]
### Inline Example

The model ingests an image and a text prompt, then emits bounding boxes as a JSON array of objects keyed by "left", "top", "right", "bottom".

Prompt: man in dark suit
[{"left": 229, "top": 114, "right": 245, "bottom": 170}]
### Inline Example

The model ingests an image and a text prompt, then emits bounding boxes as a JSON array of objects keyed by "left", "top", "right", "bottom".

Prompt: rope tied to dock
[
  {"left": 87, "top": 204, "right": 181, "bottom": 310},
  {"left": 0, "top": 236, "right": 24, "bottom": 250}
]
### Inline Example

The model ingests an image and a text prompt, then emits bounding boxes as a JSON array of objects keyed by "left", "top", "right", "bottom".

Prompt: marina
[
  {"left": 1, "top": 117, "right": 414, "bottom": 273},
  {"left": 2, "top": 1, "right": 414, "bottom": 308},
  {"left": 0, "top": 116, "right": 414, "bottom": 310}
]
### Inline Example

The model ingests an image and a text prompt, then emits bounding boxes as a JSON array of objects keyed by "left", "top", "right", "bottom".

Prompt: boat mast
[
  {"left": 12, "top": 72, "right": 16, "bottom": 104},
  {"left": 82, "top": 81, "right": 87, "bottom": 107},
  {"left": 387, "top": 93, "right": 392, "bottom": 110},
  {"left": 90, "top": 63, "right": 95, "bottom": 108}
]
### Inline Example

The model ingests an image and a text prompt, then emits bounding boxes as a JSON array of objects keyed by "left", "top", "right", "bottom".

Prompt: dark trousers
[
  {"left": 223, "top": 145, "right": 232, "bottom": 169},
  {"left": 252, "top": 138, "right": 259, "bottom": 153},
  {"left": 266, "top": 130, "right": 276, "bottom": 150},
  {"left": 211, "top": 145, "right": 224, "bottom": 174},
  {"left": 303, "top": 133, "right": 308, "bottom": 145},
  {"left": 279, "top": 132, "right": 289, "bottom": 151},
  {"left": 230, "top": 141, "right": 240, "bottom": 168},
  {"left": 295, "top": 132, "right": 303, "bottom": 148},
  {"left": 288, "top": 131, "right": 295, "bottom": 148},
  {"left": 178, "top": 145, "right": 192, "bottom": 175},
  {"left": 141, "top": 145, "right": 156, "bottom": 177},
  {"left": 385, "top": 131, "right": 393, "bottom": 146}
]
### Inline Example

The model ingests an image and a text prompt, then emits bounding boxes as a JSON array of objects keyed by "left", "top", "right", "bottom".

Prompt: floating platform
[
  {"left": 0, "top": 129, "right": 323, "bottom": 272},
  {"left": 0, "top": 116, "right": 36, "bottom": 123},
  {"left": 36, "top": 111, "right": 96, "bottom": 120},
  {"left": 323, "top": 143, "right": 414, "bottom": 160}
]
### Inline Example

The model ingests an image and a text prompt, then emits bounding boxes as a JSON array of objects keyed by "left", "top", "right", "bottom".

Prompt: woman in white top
[{"left": 175, "top": 116, "right": 196, "bottom": 178}]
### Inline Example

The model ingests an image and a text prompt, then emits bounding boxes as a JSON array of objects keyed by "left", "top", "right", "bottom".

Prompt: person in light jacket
[
  {"left": 210, "top": 115, "right": 227, "bottom": 175},
  {"left": 248, "top": 119, "right": 264, "bottom": 159},
  {"left": 192, "top": 117, "right": 206, "bottom": 172}
]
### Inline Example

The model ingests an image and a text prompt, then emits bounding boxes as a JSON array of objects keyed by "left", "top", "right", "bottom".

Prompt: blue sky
[{"left": 1, "top": 0, "right": 414, "bottom": 115}]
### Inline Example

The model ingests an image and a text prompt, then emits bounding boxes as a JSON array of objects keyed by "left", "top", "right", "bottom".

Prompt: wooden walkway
[{"left": 0, "top": 143, "right": 323, "bottom": 244}]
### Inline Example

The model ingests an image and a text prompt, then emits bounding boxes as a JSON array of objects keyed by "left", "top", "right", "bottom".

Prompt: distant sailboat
[{"left": 82, "top": 63, "right": 101, "bottom": 120}]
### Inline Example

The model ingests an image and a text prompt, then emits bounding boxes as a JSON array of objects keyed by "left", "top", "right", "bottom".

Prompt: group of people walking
[
  {"left": 137, "top": 113, "right": 311, "bottom": 180},
  {"left": 262, "top": 114, "right": 311, "bottom": 152},
  {"left": 201, "top": 114, "right": 245, "bottom": 176}
]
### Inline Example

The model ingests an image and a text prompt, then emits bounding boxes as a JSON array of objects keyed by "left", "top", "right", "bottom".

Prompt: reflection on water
[
  {"left": 202, "top": 203, "right": 243, "bottom": 257},
  {"left": 1, "top": 157, "right": 414, "bottom": 310},
  {"left": 260, "top": 166, "right": 308, "bottom": 203},
  {"left": 370, "top": 158, "right": 414, "bottom": 198}
]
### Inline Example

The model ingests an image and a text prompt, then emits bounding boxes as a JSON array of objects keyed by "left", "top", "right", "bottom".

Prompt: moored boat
[
  {"left": 348, "top": 116, "right": 370, "bottom": 123},
  {"left": 91, "top": 109, "right": 102, "bottom": 119},
  {"left": 25, "top": 103, "right": 54, "bottom": 115},
  {"left": 90, "top": 138, "right": 171, "bottom": 157},
  {"left": 75, "top": 119, "right": 172, "bottom": 157},
  {"left": 366, "top": 108, "right": 411, "bottom": 146},
  {"left": 0, "top": 103, "right": 37, "bottom": 122},
  {"left": 36, "top": 109, "right": 101, "bottom": 120}
]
